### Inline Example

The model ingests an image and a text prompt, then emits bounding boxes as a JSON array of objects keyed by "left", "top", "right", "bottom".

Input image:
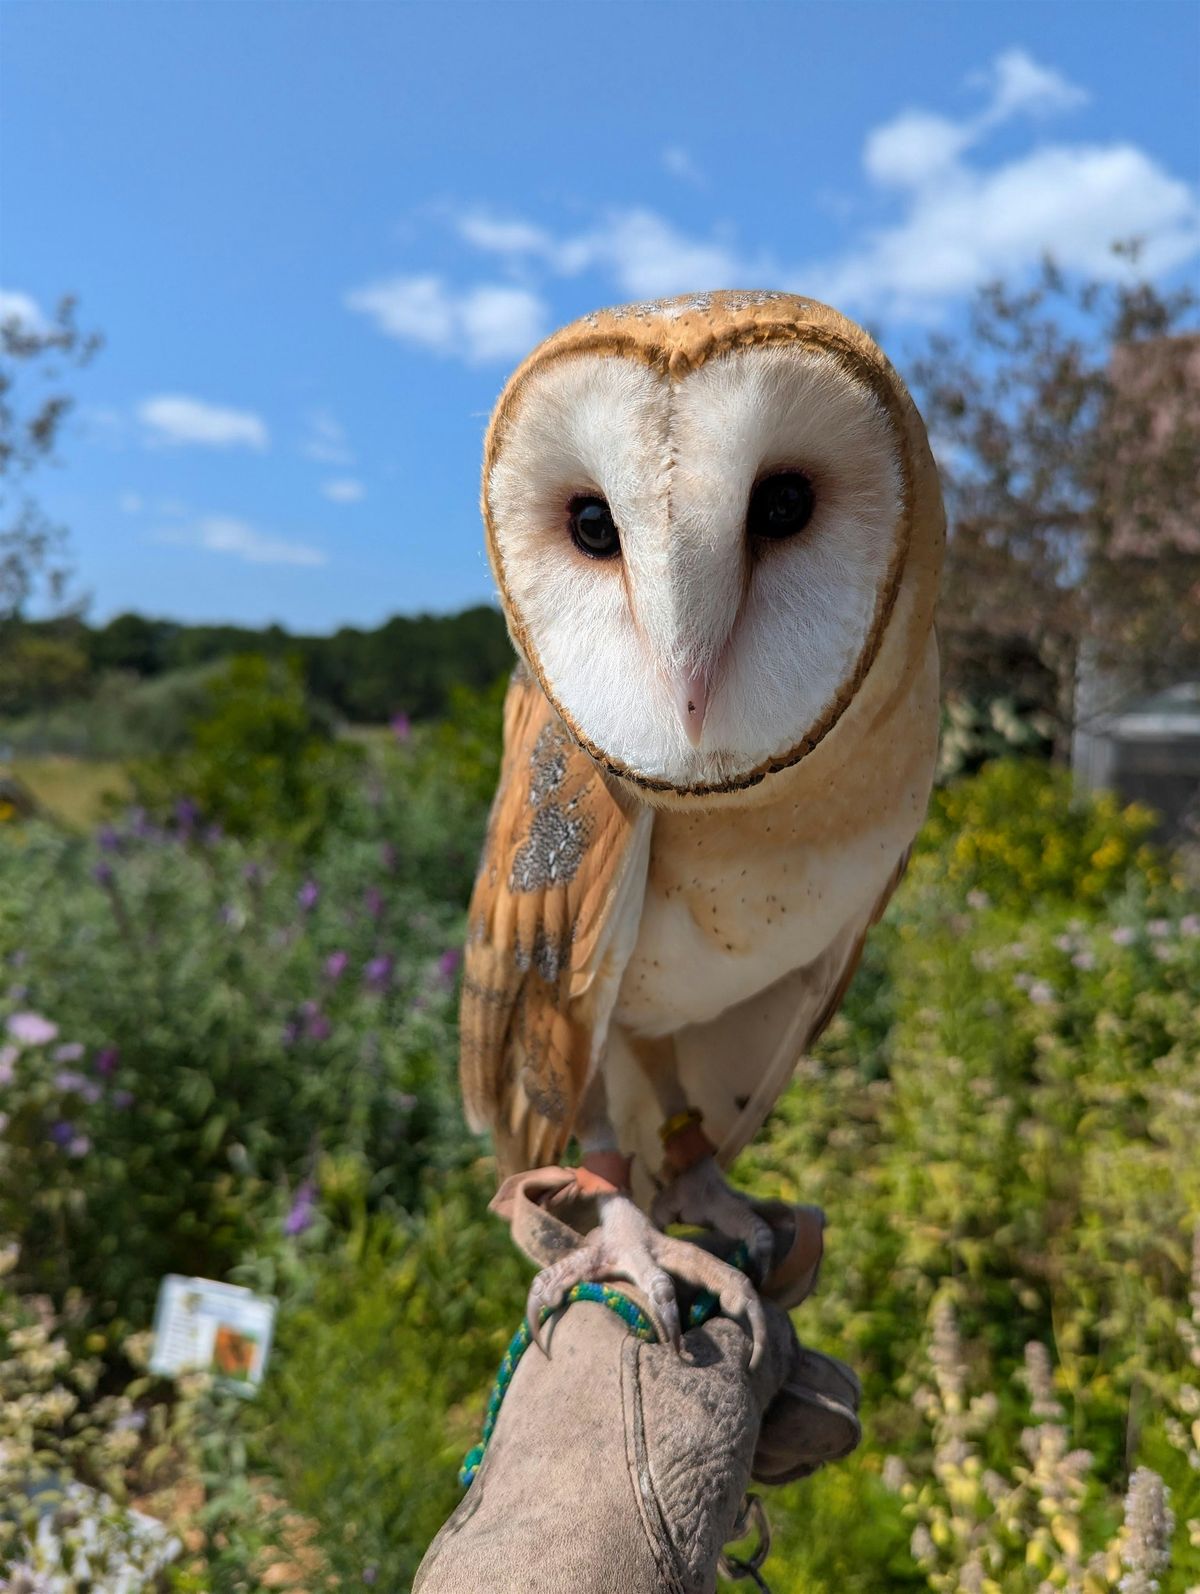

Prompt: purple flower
[
  {"left": 1072, "top": 950, "right": 1097, "bottom": 971},
  {"left": 1181, "top": 914, "right": 1200, "bottom": 938},
  {"left": 364, "top": 886, "right": 384, "bottom": 920},
  {"left": 49, "top": 1119, "right": 75, "bottom": 1148},
  {"left": 283, "top": 1178, "right": 318, "bottom": 1237},
  {"left": 301, "top": 1002, "right": 332, "bottom": 1042},
  {"left": 1147, "top": 918, "right": 1171, "bottom": 939},
  {"left": 94, "top": 1046, "right": 120, "bottom": 1078},
  {"left": 298, "top": 879, "right": 320, "bottom": 913},
  {"left": 363, "top": 954, "right": 393, "bottom": 991},
  {"left": 362, "top": 1568, "right": 379, "bottom": 1587},
  {"left": 98, "top": 825, "right": 121, "bottom": 854},
  {"left": 282, "top": 1016, "right": 303, "bottom": 1047},
  {"left": 390, "top": 712, "right": 411, "bottom": 743},
  {"left": 205, "top": 823, "right": 224, "bottom": 846},
  {"left": 381, "top": 842, "right": 398, "bottom": 874},
  {"left": 93, "top": 861, "right": 115, "bottom": 888},
  {"left": 68, "top": 1134, "right": 91, "bottom": 1158},
  {"left": 324, "top": 950, "right": 349, "bottom": 982},
  {"left": 437, "top": 947, "right": 462, "bottom": 986},
  {"left": 112, "top": 1089, "right": 135, "bottom": 1110},
  {"left": 175, "top": 797, "right": 200, "bottom": 835},
  {"left": 1111, "top": 926, "right": 1136, "bottom": 947},
  {"left": 53, "top": 1043, "right": 84, "bottom": 1063},
  {"left": 7, "top": 1012, "right": 58, "bottom": 1047},
  {"left": 243, "top": 861, "right": 263, "bottom": 886}
]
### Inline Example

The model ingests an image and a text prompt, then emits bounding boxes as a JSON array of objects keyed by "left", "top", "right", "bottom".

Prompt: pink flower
[
  {"left": 1072, "top": 950, "right": 1097, "bottom": 971},
  {"left": 53, "top": 1043, "right": 84, "bottom": 1063},
  {"left": 324, "top": 951, "right": 349, "bottom": 982},
  {"left": 6, "top": 1012, "right": 59, "bottom": 1047},
  {"left": 390, "top": 712, "right": 411, "bottom": 743},
  {"left": 94, "top": 1047, "right": 120, "bottom": 1078},
  {"left": 1110, "top": 927, "right": 1136, "bottom": 947},
  {"left": 437, "top": 948, "right": 462, "bottom": 986},
  {"left": 1180, "top": 914, "right": 1200, "bottom": 938},
  {"left": 1147, "top": 918, "right": 1171, "bottom": 939}
]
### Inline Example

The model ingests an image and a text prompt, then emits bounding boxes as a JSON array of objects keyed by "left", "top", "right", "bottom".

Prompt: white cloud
[
  {"left": 662, "top": 146, "right": 705, "bottom": 186},
  {"left": 303, "top": 409, "right": 354, "bottom": 466},
  {"left": 975, "top": 47, "right": 1089, "bottom": 124},
  {"left": 452, "top": 204, "right": 765, "bottom": 298},
  {"left": 0, "top": 289, "right": 45, "bottom": 331},
  {"left": 138, "top": 395, "right": 269, "bottom": 450},
  {"left": 456, "top": 212, "right": 554, "bottom": 256},
  {"left": 346, "top": 274, "right": 548, "bottom": 362},
  {"left": 155, "top": 513, "right": 326, "bottom": 567},
  {"left": 811, "top": 45, "right": 1198, "bottom": 315},
  {"left": 321, "top": 477, "right": 365, "bottom": 503}
]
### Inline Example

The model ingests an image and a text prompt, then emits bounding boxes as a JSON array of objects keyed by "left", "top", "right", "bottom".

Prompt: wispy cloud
[
  {"left": 439, "top": 49, "right": 1197, "bottom": 325},
  {"left": 302, "top": 409, "right": 355, "bottom": 466},
  {"left": 661, "top": 145, "right": 705, "bottom": 187},
  {"left": 154, "top": 513, "right": 326, "bottom": 567},
  {"left": 346, "top": 274, "right": 548, "bottom": 363},
  {"left": 321, "top": 478, "right": 365, "bottom": 503},
  {"left": 138, "top": 395, "right": 269, "bottom": 450}
]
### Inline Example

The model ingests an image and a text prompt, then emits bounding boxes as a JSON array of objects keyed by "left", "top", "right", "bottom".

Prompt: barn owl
[{"left": 460, "top": 291, "right": 944, "bottom": 1356}]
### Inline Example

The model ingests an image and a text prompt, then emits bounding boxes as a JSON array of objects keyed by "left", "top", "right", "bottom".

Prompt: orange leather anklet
[
  {"left": 579, "top": 1150, "right": 633, "bottom": 1195},
  {"left": 661, "top": 1117, "right": 716, "bottom": 1177}
]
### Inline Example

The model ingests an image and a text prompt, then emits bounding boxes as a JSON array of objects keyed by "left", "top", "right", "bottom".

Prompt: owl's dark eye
[
  {"left": 568, "top": 495, "right": 621, "bottom": 559},
  {"left": 746, "top": 472, "right": 815, "bottom": 541}
]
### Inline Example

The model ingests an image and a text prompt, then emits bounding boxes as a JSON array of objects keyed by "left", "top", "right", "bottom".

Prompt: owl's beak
[{"left": 674, "top": 669, "right": 709, "bottom": 747}]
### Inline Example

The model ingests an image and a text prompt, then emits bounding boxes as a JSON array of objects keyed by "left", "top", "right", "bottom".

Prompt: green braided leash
[{"left": 460, "top": 1245, "right": 750, "bottom": 1488}]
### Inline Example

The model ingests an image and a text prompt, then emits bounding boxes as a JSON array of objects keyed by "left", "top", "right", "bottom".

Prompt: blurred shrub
[
  {"left": 0, "top": 664, "right": 219, "bottom": 761},
  {"left": 256, "top": 1167, "right": 526, "bottom": 1590},
  {"left": 0, "top": 826, "right": 470, "bottom": 1323},
  {"left": 937, "top": 692, "right": 1055, "bottom": 781},
  {"left": 913, "top": 757, "right": 1163, "bottom": 912},
  {"left": 131, "top": 654, "right": 362, "bottom": 849}
]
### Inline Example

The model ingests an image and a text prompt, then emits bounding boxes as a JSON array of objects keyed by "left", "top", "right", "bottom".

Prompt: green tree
[{"left": 913, "top": 249, "right": 1199, "bottom": 752}]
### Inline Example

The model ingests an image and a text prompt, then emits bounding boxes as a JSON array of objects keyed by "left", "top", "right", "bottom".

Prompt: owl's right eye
[{"left": 568, "top": 495, "right": 621, "bottom": 560}]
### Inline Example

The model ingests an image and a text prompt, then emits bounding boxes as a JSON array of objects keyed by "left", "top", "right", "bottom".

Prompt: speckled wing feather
[{"left": 460, "top": 669, "right": 652, "bottom": 1177}]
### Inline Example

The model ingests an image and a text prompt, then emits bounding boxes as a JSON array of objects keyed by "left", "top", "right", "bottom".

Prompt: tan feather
[{"left": 459, "top": 668, "right": 649, "bottom": 1177}]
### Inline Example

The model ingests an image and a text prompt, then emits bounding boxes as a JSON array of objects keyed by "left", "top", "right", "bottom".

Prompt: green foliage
[
  {"left": 5, "top": 603, "right": 513, "bottom": 736},
  {"left": 913, "top": 757, "right": 1164, "bottom": 912},
  {"left": 257, "top": 1169, "right": 526, "bottom": 1590},
  {"left": 131, "top": 653, "right": 362, "bottom": 848}
]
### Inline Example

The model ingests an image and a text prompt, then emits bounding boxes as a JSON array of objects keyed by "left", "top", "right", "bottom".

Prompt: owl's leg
[
  {"left": 524, "top": 1071, "right": 766, "bottom": 1365},
  {"left": 633, "top": 1036, "right": 777, "bottom": 1282}
]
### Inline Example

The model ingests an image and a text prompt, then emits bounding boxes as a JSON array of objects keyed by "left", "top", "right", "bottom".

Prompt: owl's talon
[{"left": 652, "top": 1155, "right": 776, "bottom": 1283}]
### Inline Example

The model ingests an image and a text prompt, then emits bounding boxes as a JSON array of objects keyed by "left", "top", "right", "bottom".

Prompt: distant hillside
[{"left": 5, "top": 605, "right": 514, "bottom": 728}]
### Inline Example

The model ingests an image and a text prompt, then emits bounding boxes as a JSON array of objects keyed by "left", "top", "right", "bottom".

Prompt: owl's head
[{"left": 483, "top": 291, "right": 943, "bottom": 798}]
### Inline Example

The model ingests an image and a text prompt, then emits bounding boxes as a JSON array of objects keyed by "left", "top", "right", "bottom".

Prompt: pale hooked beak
[{"left": 673, "top": 669, "right": 709, "bottom": 747}]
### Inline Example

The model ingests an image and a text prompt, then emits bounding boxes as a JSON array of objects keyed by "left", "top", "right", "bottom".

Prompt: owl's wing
[
  {"left": 460, "top": 668, "right": 653, "bottom": 1177},
  {"left": 609, "top": 850, "right": 911, "bottom": 1196}
]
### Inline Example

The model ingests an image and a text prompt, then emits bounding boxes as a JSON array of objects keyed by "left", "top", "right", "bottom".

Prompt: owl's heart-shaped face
[{"left": 484, "top": 294, "right": 924, "bottom": 797}]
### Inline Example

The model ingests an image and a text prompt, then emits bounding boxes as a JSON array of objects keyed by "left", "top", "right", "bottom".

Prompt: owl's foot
[
  {"left": 525, "top": 1190, "right": 767, "bottom": 1367},
  {"left": 652, "top": 1154, "right": 778, "bottom": 1281}
]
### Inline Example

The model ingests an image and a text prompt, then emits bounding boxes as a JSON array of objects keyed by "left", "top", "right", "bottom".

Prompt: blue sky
[{"left": 2, "top": 0, "right": 1197, "bottom": 632}]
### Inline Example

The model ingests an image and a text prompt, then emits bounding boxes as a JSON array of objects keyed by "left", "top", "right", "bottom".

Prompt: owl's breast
[{"left": 612, "top": 650, "right": 940, "bottom": 1038}]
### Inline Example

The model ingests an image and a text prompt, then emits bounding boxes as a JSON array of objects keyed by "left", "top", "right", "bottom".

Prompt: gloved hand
[{"left": 415, "top": 1173, "right": 860, "bottom": 1594}]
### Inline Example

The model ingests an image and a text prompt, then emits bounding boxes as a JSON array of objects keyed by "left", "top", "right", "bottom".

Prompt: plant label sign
[{"left": 149, "top": 1275, "right": 276, "bottom": 1394}]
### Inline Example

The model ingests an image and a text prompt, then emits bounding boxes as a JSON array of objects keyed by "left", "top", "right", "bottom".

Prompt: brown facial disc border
[{"left": 482, "top": 318, "right": 915, "bottom": 799}]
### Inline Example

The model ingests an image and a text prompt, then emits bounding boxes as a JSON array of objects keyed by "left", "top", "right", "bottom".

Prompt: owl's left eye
[
  {"left": 568, "top": 495, "right": 621, "bottom": 559},
  {"left": 747, "top": 472, "right": 815, "bottom": 541}
]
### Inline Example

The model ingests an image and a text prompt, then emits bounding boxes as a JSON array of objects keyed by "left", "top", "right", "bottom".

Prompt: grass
[{"left": 4, "top": 756, "right": 130, "bottom": 829}]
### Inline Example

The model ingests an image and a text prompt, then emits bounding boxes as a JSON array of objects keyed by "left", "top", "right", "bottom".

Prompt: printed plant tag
[{"left": 149, "top": 1275, "right": 276, "bottom": 1393}]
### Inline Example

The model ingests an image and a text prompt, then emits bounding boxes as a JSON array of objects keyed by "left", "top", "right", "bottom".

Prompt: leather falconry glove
[{"left": 414, "top": 1171, "right": 861, "bottom": 1594}]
